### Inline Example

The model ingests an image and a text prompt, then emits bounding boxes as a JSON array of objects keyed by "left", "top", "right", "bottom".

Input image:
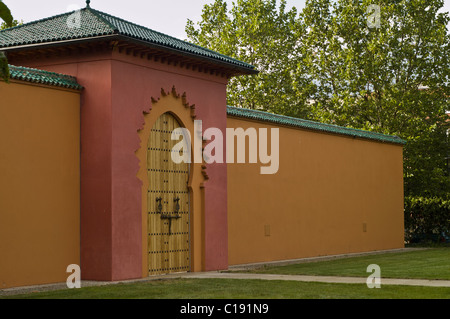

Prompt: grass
[
  {"left": 1, "top": 278, "right": 449, "bottom": 299},
  {"left": 2, "top": 248, "right": 449, "bottom": 299},
  {"left": 247, "top": 248, "right": 450, "bottom": 280}
]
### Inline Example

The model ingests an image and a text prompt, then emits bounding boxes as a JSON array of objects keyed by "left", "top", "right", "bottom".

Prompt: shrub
[{"left": 404, "top": 197, "right": 450, "bottom": 244}]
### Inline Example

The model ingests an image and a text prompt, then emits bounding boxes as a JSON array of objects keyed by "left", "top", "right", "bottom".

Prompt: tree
[
  {"left": 0, "top": 0, "right": 12, "bottom": 27},
  {"left": 0, "top": 0, "right": 13, "bottom": 82},
  {"left": 1, "top": 18, "right": 20, "bottom": 30},
  {"left": 301, "top": 0, "right": 450, "bottom": 197},
  {"left": 188, "top": 0, "right": 449, "bottom": 197},
  {"left": 186, "top": 0, "right": 312, "bottom": 118}
]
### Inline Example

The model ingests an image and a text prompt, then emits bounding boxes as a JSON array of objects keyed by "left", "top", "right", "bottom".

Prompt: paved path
[{"left": 183, "top": 272, "right": 450, "bottom": 288}]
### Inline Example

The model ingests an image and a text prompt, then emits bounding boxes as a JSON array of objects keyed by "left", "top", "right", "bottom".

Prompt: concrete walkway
[{"left": 183, "top": 272, "right": 450, "bottom": 288}]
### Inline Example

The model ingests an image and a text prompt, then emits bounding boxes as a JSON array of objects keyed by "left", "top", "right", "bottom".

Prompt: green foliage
[
  {"left": 1, "top": 19, "right": 21, "bottom": 30},
  {"left": 0, "top": 0, "right": 13, "bottom": 27},
  {"left": 405, "top": 197, "right": 450, "bottom": 244},
  {"left": 187, "top": 0, "right": 450, "bottom": 198},
  {"left": 0, "top": 0, "right": 14, "bottom": 82},
  {"left": 0, "top": 51, "right": 9, "bottom": 82},
  {"left": 302, "top": 0, "right": 450, "bottom": 197},
  {"left": 186, "top": 0, "right": 312, "bottom": 118},
  {"left": 302, "top": 0, "right": 450, "bottom": 128},
  {"left": 404, "top": 120, "right": 449, "bottom": 197}
]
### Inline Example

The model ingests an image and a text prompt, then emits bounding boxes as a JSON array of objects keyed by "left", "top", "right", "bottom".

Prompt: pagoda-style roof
[{"left": 0, "top": 5, "right": 257, "bottom": 76}]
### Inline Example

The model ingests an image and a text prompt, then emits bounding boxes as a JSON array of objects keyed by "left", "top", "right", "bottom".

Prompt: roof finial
[{"left": 86, "top": 0, "right": 91, "bottom": 8}]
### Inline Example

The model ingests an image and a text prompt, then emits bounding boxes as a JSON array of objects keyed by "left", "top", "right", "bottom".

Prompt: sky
[{"left": 3, "top": 0, "right": 450, "bottom": 40}]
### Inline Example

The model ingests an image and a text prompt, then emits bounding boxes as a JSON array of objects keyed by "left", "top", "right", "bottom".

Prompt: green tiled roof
[
  {"left": 0, "top": 6, "right": 256, "bottom": 73},
  {"left": 9, "top": 65, "right": 83, "bottom": 90},
  {"left": 227, "top": 106, "right": 406, "bottom": 145}
]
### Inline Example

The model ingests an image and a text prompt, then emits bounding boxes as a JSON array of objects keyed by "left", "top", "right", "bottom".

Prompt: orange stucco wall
[
  {"left": 227, "top": 117, "right": 405, "bottom": 266},
  {"left": 0, "top": 81, "right": 80, "bottom": 289}
]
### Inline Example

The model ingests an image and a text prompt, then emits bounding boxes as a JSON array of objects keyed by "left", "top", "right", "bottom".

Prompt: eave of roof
[
  {"left": 0, "top": 6, "right": 257, "bottom": 75},
  {"left": 90, "top": 8, "right": 256, "bottom": 72},
  {"left": 8, "top": 65, "right": 83, "bottom": 90},
  {"left": 227, "top": 106, "right": 406, "bottom": 145}
]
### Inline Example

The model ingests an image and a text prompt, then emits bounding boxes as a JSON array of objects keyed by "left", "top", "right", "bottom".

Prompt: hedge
[{"left": 404, "top": 196, "right": 450, "bottom": 243}]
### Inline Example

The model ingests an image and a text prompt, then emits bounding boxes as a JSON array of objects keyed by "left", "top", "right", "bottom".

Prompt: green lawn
[
  {"left": 2, "top": 248, "right": 449, "bottom": 299},
  {"left": 248, "top": 248, "right": 450, "bottom": 280},
  {"left": 1, "top": 278, "right": 449, "bottom": 299}
]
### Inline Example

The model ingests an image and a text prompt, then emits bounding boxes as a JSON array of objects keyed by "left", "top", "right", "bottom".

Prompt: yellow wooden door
[{"left": 147, "top": 113, "right": 190, "bottom": 276}]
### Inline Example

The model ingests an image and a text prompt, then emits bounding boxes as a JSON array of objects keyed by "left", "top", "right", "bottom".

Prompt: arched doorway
[{"left": 147, "top": 112, "right": 191, "bottom": 275}]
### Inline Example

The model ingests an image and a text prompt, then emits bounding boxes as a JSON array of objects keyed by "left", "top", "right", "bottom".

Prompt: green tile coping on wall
[
  {"left": 8, "top": 65, "right": 83, "bottom": 90},
  {"left": 227, "top": 106, "right": 406, "bottom": 145}
]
